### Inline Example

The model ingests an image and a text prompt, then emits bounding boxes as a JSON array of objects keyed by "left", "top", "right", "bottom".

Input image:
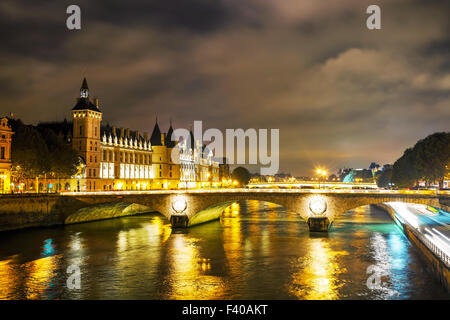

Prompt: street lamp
[{"left": 316, "top": 168, "right": 327, "bottom": 189}]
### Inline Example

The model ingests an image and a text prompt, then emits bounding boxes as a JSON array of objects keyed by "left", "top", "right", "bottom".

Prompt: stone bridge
[{"left": 61, "top": 190, "right": 450, "bottom": 232}]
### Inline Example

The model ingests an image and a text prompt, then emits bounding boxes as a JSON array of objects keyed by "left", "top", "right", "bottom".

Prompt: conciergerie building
[{"left": 70, "top": 78, "right": 223, "bottom": 192}]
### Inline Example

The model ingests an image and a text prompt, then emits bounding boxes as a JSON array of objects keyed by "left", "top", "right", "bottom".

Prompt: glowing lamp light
[
  {"left": 172, "top": 197, "right": 187, "bottom": 213},
  {"left": 309, "top": 196, "right": 327, "bottom": 216},
  {"left": 115, "top": 182, "right": 124, "bottom": 190}
]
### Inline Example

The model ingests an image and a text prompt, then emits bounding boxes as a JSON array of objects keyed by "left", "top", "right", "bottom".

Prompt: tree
[
  {"left": 231, "top": 167, "right": 251, "bottom": 187},
  {"left": 11, "top": 120, "right": 79, "bottom": 189},
  {"left": 414, "top": 132, "right": 450, "bottom": 187},
  {"left": 40, "top": 128, "right": 78, "bottom": 177},
  {"left": 391, "top": 132, "right": 450, "bottom": 188},
  {"left": 354, "top": 169, "right": 373, "bottom": 182},
  {"left": 11, "top": 124, "right": 50, "bottom": 179},
  {"left": 376, "top": 167, "right": 392, "bottom": 188},
  {"left": 391, "top": 148, "right": 420, "bottom": 188}
]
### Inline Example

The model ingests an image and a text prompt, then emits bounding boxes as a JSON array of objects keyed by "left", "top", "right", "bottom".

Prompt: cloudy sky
[{"left": 0, "top": 0, "right": 448, "bottom": 176}]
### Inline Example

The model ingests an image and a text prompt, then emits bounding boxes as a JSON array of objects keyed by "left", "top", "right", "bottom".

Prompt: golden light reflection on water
[
  {"left": 112, "top": 216, "right": 172, "bottom": 298},
  {"left": 222, "top": 203, "right": 242, "bottom": 276},
  {"left": 0, "top": 258, "right": 20, "bottom": 299},
  {"left": 165, "top": 235, "right": 224, "bottom": 299},
  {"left": 24, "top": 254, "right": 62, "bottom": 300},
  {"left": 0, "top": 250, "right": 62, "bottom": 300},
  {"left": 288, "top": 239, "right": 348, "bottom": 300},
  {"left": 117, "top": 216, "right": 171, "bottom": 253}
]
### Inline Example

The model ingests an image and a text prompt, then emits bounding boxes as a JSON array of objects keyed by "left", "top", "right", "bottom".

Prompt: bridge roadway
[{"left": 61, "top": 188, "right": 450, "bottom": 232}]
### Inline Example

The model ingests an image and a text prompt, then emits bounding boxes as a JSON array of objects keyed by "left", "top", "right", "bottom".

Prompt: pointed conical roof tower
[
  {"left": 81, "top": 77, "right": 88, "bottom": 89},
  {"left": 150, "top": 117, "right": 162, "bottom": 146},
  {"left": 189, "top": 128, "right": 195, "bottom": 150},
  {"left": 72, "top": 77, "right": 101, "bottom": 112},
  {"left": 165, "top": 119, "right": 176, "bottom": 148}
]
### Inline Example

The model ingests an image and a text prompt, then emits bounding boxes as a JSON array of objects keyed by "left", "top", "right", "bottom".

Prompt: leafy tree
[
  {"left": 11, "top": 119, "right": 79, "bottom": 186},
  {"left": 11, "top": 124, "right": 50, "bottom": 179},
  {"left": 40, "top": 128, "right": 78, "bottom": 177},
  {"left": 376, "top": 167, "right": 392, "bottom": 188},
  {"left": 391, "top": 148, "right": 420, "bottom": 188},
  {"left": 391, "top": 132, "right": 449, "bottom": 188},
  {"left": 414, "top": 132, "right": 450, "bottom": 187},
  {"left": 354, "top": 169, "right": 373, "bottom": 182},
  {"left": 231, "top": 167, "right": 251, "bottom": 186}
]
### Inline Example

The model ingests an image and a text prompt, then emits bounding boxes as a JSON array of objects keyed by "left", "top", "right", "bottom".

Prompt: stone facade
[{"left": 0, "top": 118, "right": 13, "bottom": 193}]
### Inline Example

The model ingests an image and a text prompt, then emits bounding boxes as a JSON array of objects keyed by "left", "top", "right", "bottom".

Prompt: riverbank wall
[
  {"left": 375, "top": 204, "right": 450, "bottom": 292},
  {"left": 0, "top": 195, "right": 152, "bottom": 232}
]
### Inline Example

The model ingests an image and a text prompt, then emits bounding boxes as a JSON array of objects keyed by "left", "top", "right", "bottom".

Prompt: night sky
[{"left": 0, "top": 0, "right": 449, "bottom": 176}]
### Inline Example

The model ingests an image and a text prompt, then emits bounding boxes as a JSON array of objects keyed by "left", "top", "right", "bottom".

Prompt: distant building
[
  {"left": 369, "top": 162, "right": 381, "bottom": 173},
  {"left": 0, "top": 117, "right": 13, "bottom": 193},
  {"left": 217, "top": 157, "right": 231, "bottom": 182},
  {"left": 177, "top": 134, "right": 220, "bottom": 188}
]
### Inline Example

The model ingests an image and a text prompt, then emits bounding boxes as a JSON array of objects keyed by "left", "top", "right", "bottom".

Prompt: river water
[{"left": 0, "top": 200, "right": 448, "bottom": 300}]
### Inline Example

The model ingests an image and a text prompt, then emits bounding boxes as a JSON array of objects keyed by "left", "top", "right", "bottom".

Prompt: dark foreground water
[{"left": 0, "top": 200, "right": 448, "bottom": 300}]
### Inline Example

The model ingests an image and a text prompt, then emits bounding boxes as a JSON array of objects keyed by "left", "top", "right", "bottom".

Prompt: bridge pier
[
  {"left": 170, "top": 215, "right": 189, "bottom": 228},
  {"left": 307, "top": 217, "right": 331, "bottom": 232}
]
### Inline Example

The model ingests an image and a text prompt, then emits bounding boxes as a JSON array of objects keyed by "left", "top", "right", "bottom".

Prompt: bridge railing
[
  {"left": 59, "top": 188, "right": 450, "bottom": 196},
  {"left": 410, "top": 227, "right": 450, "bottom": 268}
]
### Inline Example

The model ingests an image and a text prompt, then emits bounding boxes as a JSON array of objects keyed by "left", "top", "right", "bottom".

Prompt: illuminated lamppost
[
  {"left": 206, "top": 171, "right": 211, "bottom": 189},
  {"left": 316, "top": 169, "right": 327, "bottom": 189}
]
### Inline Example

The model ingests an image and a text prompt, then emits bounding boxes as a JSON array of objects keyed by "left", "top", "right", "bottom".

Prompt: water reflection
[
  {"left": 288, "top": 239, "right": 347, "bottom": 300},
  {"left": 0, "top": 258, "right": 20, "bottom": 299},
  {"left": 0, "top": 201, "right": 447, "bottom": 299},
  {"left": 164, "top": 235, "right": 225, "bottom": 299},
  {"left": 23, "top": 254, "right": 62, "bottom": 300},
  {"left": 368, "top": 232, "right": 400, "bottom": 298},
  {"left": 41, "top": 239, "right": 56, "bottom": 257}
]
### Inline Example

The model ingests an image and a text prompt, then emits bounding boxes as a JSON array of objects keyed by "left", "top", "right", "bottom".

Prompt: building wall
[
  {"left": 0, "top": 118, "right": 13, "bottom": 193},
  {"left": 151, "top": 143, "right": 180, "bottom": 189},
  {"left": 72, "top": 110, "right": 102, "bottom": 191},
  {"left": 99, "top": 133, "right": 152, "bottom": 190}
]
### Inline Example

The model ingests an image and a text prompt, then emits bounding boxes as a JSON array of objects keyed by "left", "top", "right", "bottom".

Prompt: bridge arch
[
  {"left": 187, "top": 198, "right": 310, "bottom": 228},
  {"left": 325, "top": 194, "right": 445, "bottom": 218}
]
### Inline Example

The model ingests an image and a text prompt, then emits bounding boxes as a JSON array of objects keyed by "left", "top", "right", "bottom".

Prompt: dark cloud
[
  {"left": 87, "top": 0, "right": 234, "bottom": 32},
  {"left": 0, "top": 0, "right": 448, "bottom": 175}
]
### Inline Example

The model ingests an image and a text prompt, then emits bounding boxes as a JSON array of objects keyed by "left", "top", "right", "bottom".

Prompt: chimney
[
  {"left": 94, "top": 98, "right": 99, "bottom": 107},
  {"left": 136, "top": 130, "right": 140, "bottom": 140},
  {"left": 120, "top": 128, "right": 125, "bottom": 137},
  {"left": 144, "top": 132, "right": 148, "bottom": 140},
  {"left": 161, "top": 133, "right": 165, "bottom": 146},
  {"left": 112, "top": 126, "right": 116, "bottom": 137},
  {"left": 126, "top": 128, "right": 130, "bottom": 138}
]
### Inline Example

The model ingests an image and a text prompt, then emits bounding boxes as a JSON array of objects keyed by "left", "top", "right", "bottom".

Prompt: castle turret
[{"left": 71, "top": 78, "right": 102, "bottom": 191}]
